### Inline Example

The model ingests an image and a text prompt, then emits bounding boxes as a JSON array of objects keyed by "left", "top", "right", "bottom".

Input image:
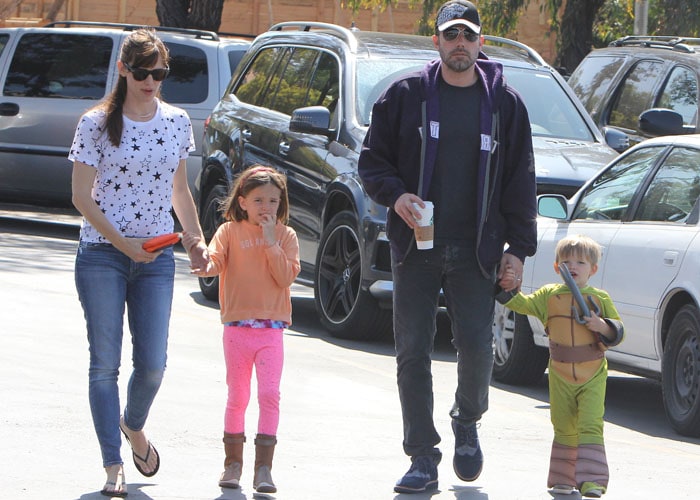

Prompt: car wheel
[
  {"left": 662, "top": 304, "right": 700, "bottom": 437},
  {"left": 197, "top": 183, "right": 227, "bottom": 301},
  {"left": 314, "top": 210, "right": 391, "bottom": 341},
  {"left": 492, "top": 303, "right": 549, "bottom": 385}
]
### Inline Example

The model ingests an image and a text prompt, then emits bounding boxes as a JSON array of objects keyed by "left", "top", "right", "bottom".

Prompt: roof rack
[
  {"left": 268, "top": 21, "right": 358, "bottom": 53},
  {"left": 44, "top": 20, "right": 221, "bottom": 41},
  {"left": 608, "top": 35, "right": 700, "bottom": 53},
  {"left": 483, "top": 35, "right": 547, "bottom": 66}
]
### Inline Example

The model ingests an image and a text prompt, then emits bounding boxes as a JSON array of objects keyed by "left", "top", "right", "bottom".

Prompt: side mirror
[
  {"left": 290, "top": 106, "right": 333, "bottom": 137},
  {"left": 639, "top": 108, "right": 685, "bottom": 136},
  {"left": 537, "top": 194, "right": 568, "bottom": 219},
  {"left": 602, "top": 126, "right": 630, "bottom": 153}
]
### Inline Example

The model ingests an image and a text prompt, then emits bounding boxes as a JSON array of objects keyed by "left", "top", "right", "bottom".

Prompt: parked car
[
  {"left": 492, "top": 133, "right": 700, "bottom": 437},
  {"left": 0, "top": 21, "right": 251, "bottom": 207},
  {"left": 568, "top": 36, "right": 700, "bottom": 152},
  {"left": 197, "top": 22, "right": 618, "bottom": 341}
]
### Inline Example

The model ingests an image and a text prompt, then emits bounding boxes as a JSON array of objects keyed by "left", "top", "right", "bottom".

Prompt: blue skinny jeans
[{"left": 75, "top": 242, "right": 174, "bottom": 467}]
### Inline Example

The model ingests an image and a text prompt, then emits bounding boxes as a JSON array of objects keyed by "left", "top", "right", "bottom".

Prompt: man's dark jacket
[{"left": 358, "top": 55, "right": 537, "bottom": 277}]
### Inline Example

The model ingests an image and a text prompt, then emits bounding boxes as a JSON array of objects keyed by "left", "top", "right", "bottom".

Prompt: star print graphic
[
  {"left": 120, "top": 165, "right": 128, "bottom": 173},
  {"left": 116, "top": 216, "right": 131, "bottom": 232},
  {"left": 132, "top": 144, "right": 141, "bottom": 151},
  {"left": 153, "top": 172, "right": 162, "bottom": 181}
]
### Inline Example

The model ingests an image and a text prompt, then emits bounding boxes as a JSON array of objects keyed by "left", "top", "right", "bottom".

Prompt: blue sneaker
[
  {"left": 452, "top": 420, "right": 483, "bottom": 481},
  {"left": 394, "top": 454, "right": 441, "bottom": 494}
]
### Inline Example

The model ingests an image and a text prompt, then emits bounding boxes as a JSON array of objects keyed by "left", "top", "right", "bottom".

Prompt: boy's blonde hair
[{"left": 555, "top": 234, "right": 602, "bottom": 266}]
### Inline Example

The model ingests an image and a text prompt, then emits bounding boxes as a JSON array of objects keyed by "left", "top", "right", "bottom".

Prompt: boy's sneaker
[
  {"left": 451, "top": 420, "right": 483, "bottom": 481},
  {"left": 550, "top": 484, "right": 576, "bottom": 495},
  {"left": 580, "top": 481, "right": 605, "bottom": 498},
  {"left": 394, "top": 454, "right": 441, "bottom": 494}
]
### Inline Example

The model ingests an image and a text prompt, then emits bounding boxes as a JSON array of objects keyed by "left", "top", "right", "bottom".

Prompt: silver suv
[
  {"left": 196, "top": 22, "right": 617, "bottom": 341},
  {"left": 0, "top": 21, "right": 250, "bottom": 206}
]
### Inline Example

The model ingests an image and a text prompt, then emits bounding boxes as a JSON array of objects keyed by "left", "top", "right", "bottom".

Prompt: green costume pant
[{"left": 547, "top": 359, "right": 609, "bottom": 490}]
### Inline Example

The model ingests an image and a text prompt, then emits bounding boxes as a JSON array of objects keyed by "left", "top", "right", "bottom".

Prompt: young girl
[{"left": 184, "top": 165, "right": 300, "bottom": 493}]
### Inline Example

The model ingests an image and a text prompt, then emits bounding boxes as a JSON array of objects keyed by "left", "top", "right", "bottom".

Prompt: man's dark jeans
[{"left": 392, "top": 244, "right": 495, "bottom": 457}]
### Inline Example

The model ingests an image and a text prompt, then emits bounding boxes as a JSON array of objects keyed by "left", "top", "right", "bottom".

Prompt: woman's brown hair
[
  {"left": 220, "top": 165, "right": 290, "bottom": 224},
  {"left": 98, "top": 28, "right": 169, "bottom": 146}
]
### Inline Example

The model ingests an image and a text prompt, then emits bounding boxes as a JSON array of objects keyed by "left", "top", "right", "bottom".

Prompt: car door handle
[
  {"left": 279, "top": 141, "right": 291, "bottom": 155},
  {"left": 0, "top": 102, "right": 19, "bottom": 116},
  {"left": 663, "top": 250, "right": 678, "bottom": 266},
  {"left": 241, "top": 128, "right": 252, "bottom": 141}
]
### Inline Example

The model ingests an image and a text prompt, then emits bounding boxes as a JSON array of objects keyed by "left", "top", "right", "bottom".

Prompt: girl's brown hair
[
  {"left": 99, "top": 28, "right": 169, "bottom": 146},
  {"left": 220, "top": 165, "right": 290, "bottom": 224}
]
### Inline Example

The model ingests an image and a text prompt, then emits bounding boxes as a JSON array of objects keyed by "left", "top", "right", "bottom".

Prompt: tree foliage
[
  {"left": 156, "top": 0, "right": 224, "bottom": 32},
  {"left": 344, "top": 0, "right": 700, "bottom": 71}
]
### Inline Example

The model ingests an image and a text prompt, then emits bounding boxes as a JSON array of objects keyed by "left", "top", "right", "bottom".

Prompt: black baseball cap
[{"left": 435, "top": 0, "right": 481, "bottom": 34}]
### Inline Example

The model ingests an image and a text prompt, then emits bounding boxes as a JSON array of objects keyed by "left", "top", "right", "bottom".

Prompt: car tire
[
  {"left": 492, "top": 303, "right": 549, "bottom": 385},
  {"left": 662, "top": 304, "right": 700, "bottom": 437},
  {"left": 314, "top": 210, "right": 391, "bottom": 341},
  {"left": 197, "top": 183, "right": 228, "bottom": 301}
]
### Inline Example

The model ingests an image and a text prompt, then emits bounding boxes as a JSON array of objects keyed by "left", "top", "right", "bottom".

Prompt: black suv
[
  {"left": 197, "top": 22, "right": 617, "bottom": 341},
  {"left": 568, "top": 36, "right": 700, "bottom": 151}
]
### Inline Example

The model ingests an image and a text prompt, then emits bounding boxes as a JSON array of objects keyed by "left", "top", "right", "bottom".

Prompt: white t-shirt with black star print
[{"left": 69, "top": 99, "right": 195, "bottom": 243}]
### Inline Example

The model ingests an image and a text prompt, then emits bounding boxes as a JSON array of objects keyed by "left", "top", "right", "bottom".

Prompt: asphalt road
[{"left": 1, "top": 209, "right": 699, "bottom": 499}]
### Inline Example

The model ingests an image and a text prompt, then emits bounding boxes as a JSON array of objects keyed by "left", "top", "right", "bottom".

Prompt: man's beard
[{"left": 442, "top": 49, "right": 476, "bottom": 73}]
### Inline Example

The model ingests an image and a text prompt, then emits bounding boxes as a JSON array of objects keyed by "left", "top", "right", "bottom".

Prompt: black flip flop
[
  {"left": 101, "top": 481, "right": 128, "bottom": 497},
  {"left": 119, "top": 419, "right": 161, "bottom": 477}
]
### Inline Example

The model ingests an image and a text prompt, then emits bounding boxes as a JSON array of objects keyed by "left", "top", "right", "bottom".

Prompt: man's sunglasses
[
  {"left": 442, "top": 27, "right": 480, "bottom": 43},
  {"left": 123, "top": 61, "right": 170, "bottom": 82}
]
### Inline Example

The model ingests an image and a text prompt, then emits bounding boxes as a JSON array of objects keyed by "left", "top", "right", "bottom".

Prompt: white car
[{"left": 492, "top": 134, "right": 700, "bottom": 437}]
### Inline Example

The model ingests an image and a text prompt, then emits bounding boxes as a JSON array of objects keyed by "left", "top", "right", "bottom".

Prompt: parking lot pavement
[{"left": 1, "top": 221, "right": 700, "bottom": 499}]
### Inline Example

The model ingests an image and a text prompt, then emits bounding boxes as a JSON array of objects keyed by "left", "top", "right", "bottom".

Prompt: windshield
[
  {"left": 356, "top": 59, "right": 430, "bottom": 126},
  {"left": 503, "top": 67, "right": 595, "bottom": 141},
  {"left": 357, "top": 59, "right": 596, "bottom": 142}
]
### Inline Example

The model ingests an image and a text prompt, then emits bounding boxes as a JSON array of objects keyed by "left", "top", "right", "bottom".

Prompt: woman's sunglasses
[
  {"left": 442, "top": 27, "right": 480, "bottom": 43},
  {"left": 123, "top": 61, "right": 170, "bottom": 82}
]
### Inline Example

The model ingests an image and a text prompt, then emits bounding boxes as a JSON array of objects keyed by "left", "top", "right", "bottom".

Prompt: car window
[
  {"left": 160, "top": 42, "right": 208, "bottom": 104},
  {"left": 609, "top": 60, "right": 664, "bottom": 131},
  {"left": 635, "top": 146, "right": 700, "bottom": 222},
  {"left": 0, "top": 34, "right": 8, "bottom": 57},
  {"left": 227, "top": 48, "right": 247, "bottom": 74},
  {"left": 308, "top": 52, "right": 340, "bottom": 128},
  {"left": 656, "top": 66, "right": 698, "bottom": 129},
  {"left": 265, "top": 47, "right": 319, "bottom": 115},
  {"left": 235, "top": 46, "right": 286, "bottom": 105},
  {"left": 572, "top": 146, "right": 664, "bottom": 221},
  {"left": 3, "top": 33, "right": 112, "bottom": 98},
  {"left": 568, "top": 55, "right": 626, "bottom": 117}
]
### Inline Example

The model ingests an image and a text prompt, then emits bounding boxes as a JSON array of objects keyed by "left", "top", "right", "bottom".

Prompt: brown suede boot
[
  {"left": 253, "top": 434, "right": 277, "bottom": 493},
  {"left": 219, "top": 432, "right": 245, "bottom": 488}
]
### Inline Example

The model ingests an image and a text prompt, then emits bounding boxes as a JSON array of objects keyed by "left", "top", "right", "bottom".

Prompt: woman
[{"left": 69, "top": 28, "right": 208, "bottom": 497}]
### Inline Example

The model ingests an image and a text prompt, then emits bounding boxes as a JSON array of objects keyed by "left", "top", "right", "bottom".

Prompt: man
[{"left": 357, "top": 0, "right": 537, "bottom": 494}]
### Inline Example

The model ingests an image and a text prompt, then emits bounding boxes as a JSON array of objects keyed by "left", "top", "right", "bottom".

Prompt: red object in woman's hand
[{"left": 142, "top": 232, "right": 182, "bottom": 252}]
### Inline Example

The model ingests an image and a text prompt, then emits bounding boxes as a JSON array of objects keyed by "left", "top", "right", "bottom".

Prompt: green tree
[{"left": 345, "top": 0, "right": 700, "bottom": 72}]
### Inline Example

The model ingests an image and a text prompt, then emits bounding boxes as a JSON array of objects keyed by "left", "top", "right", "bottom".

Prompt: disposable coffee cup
[{"left": 413, "top": 201, "right": 434, "bottom": 250}]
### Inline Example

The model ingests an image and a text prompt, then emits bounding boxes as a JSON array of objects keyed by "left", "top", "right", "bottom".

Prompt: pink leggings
[{"left": 223, "top": 326, "right": 284, "bottom": 435}]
